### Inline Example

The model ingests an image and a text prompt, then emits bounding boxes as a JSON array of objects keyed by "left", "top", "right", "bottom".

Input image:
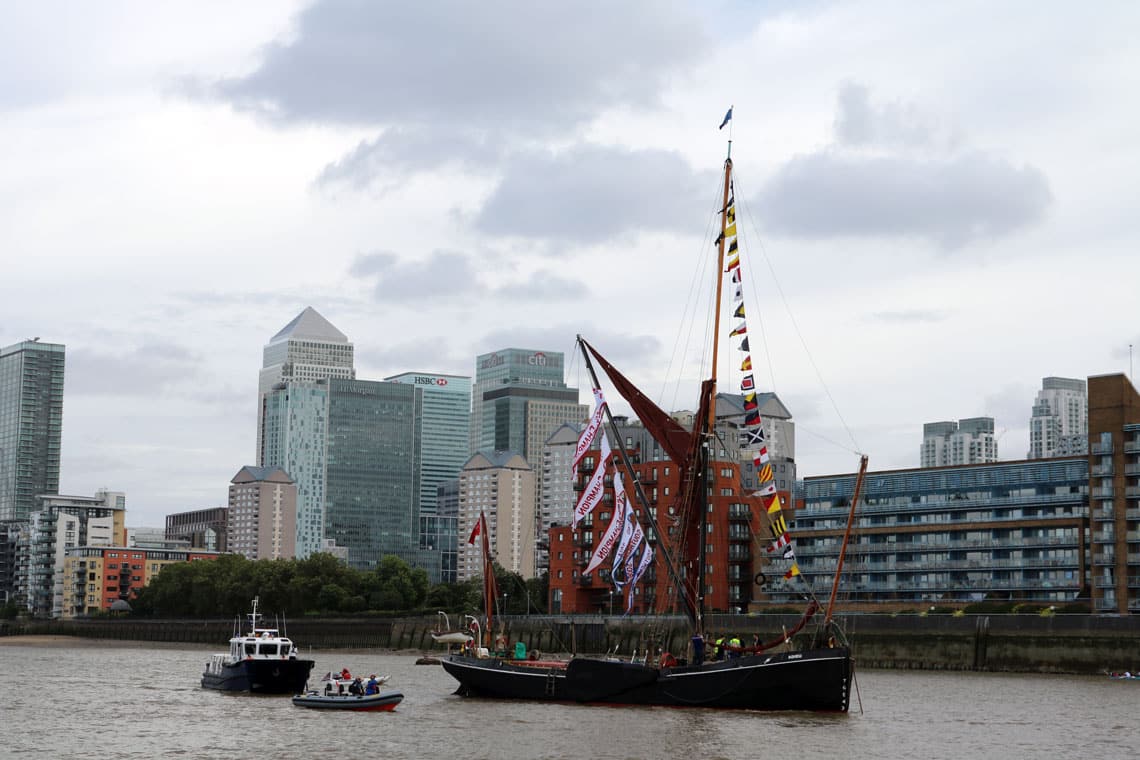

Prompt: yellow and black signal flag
[
  {"left": 727, "top": 206, "right": 736, "bottom": 226},
  {"left": 769, "top": 512, "right": 788, "bottom": 539},
  {"left": 734, "top": 302, "right": 746, "bottom": 319}
]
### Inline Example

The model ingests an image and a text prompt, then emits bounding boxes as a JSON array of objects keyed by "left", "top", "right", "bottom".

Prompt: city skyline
[{"left": 4, "top": 2, "right": 1139, "bottom": 526}]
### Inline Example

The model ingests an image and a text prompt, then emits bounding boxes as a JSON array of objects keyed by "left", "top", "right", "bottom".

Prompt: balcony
[
  {"left": 727, "top": 505, "right": 751, "bottom": 521},
  {"left": 1125, "top": 440, "right": 1140, "bottom": 453},
  {"left": 1126, "top": 487, "right": 1140, "bottom": 499},
  {"left": 1092, "top": 464, "right": 1114, "bottom": 476},
  {"left": 1092, "top": 442, "right": 1114, "bottom": 455},
  {"left": 1093, "top": 486, "right": 1115, "bottom": 500}
]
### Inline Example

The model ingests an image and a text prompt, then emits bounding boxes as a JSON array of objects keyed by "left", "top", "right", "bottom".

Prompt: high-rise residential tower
[
  {"left": 227, "top": 466, "right": 297, "bottom": 560},
  {"left": 256, "top": 307, "right": 354, "bottom": 464},
  {"left": 0, "top": 340, "right": 65, "bottom": 522},
  {"left": 457, "top": 450, "right": 535, "bottom": 580},
  {"left": 1028, "top": 377, "right": 1088, "bottom": 459},
  {"left": 920, "top": 417, "right": 999, "bottom": 467}
]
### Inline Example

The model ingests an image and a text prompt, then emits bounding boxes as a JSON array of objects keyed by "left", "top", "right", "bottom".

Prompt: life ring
[{"left": 754, "top": 572, "right": 767, "bottom": 588}]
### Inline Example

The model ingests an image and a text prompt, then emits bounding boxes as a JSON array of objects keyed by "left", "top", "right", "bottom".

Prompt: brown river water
[{"left": 0, "top": 637, "right": 1134, "bottom": 760}]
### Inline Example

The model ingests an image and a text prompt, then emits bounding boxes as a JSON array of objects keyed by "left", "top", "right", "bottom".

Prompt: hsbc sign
[{"left": 413, "top": 376, "right": 449, "bottom": 387}]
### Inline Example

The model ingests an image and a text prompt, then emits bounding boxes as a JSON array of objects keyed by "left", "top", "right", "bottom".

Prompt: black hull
[
  {"left": 441, "top": 647, "right": 852, "bottom": 712},
  {"left": 201, "top": 658, "right": 315, "bottom": 694}
]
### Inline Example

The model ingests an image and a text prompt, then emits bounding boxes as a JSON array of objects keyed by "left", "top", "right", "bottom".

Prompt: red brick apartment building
[{"left": 549, "top": 455, "right": 785, "bottom": 615}]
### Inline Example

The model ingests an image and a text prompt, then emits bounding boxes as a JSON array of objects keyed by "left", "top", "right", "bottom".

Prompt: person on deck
[
  {"left": 366, "top": 675, "right": 379, "bottom": 695},
  {"left": 349, "top": 677, "right": 363, "bottom": 695},
  {"left": 728, "top": 635, "right": 742, "bottom": 659},
  {"left": 691, "top": 632, "right": 706, "bottom": 666},
  {"left": 714, "top": 635, "right": 725, "bottom": 661}
]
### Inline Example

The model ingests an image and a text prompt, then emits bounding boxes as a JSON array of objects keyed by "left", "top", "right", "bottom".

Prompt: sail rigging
[{"left": 441, "top": 113, "right": 860, "bottom": 713}]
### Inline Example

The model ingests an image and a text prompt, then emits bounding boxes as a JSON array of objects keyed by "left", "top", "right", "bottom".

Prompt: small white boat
[
  {"left": 292, "top": 690, "right": 404, "bottom": 711},
  {"left": 431, "top": 611, "right": 475, "bottom": 646}
]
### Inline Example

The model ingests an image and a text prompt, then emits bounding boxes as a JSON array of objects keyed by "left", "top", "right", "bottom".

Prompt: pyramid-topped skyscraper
[{"left": 256, "top": 306, "right": 355, "bottom": 463}]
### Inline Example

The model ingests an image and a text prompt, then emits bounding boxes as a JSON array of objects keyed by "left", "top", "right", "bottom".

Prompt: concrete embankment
[{"left": 2, "top": 613, "right": 1137, "bottom": 674}]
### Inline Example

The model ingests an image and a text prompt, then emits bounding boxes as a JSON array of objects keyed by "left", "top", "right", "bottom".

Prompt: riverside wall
[{"left": 3, "top": 613, "right": 1138, "bottom": 674}]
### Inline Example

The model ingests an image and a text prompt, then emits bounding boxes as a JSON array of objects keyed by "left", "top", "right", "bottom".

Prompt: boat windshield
[{"left": 259, "top": 643, "right": 281, "bottom": 656}]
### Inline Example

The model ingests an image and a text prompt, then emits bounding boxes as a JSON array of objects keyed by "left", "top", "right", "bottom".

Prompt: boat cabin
[{"left": 229, "top": 628, "right": 299, "bottom": 660}]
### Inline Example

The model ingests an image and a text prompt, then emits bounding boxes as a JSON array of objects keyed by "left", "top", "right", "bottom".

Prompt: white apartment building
[
  {"left": 921, "top": 417, "right": 998, "bottom": 467},
  {"left": 1028, "top": 377, "right": 1088, "bottom": 459},
  {"left": 457, "top": 451, "right": 535, "bottom": 580}
]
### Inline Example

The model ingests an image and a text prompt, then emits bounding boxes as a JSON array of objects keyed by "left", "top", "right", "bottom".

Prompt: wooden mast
[
  {"left": 696, "top": 151, "right": 733, "bottom": 633},
  {"left": 824, "top": 454, "right": 869, "bottom": 629}
]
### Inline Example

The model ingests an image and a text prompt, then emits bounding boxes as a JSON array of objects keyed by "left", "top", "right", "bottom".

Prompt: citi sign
[
  {"left": 528, "top": 352, "right": 549, "bottom": 366},
  {"left": 414, "top": 376, "right": 449, "bottom": 387}
]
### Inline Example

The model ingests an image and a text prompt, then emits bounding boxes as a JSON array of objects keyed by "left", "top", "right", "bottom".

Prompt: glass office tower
[
  {"left": 325, "top": 379, "right": 420, "bottom": 570},
  {"left": 0, "top": 340, "right": 65, "bottom": 522}
]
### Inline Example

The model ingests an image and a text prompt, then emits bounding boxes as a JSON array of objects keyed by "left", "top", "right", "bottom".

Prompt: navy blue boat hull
[
  {"left": 441, "top": 647, "right": 852, "bottom": 712},
  {"left": 201, "top": 658, "right": 315, "bottom": 694}
]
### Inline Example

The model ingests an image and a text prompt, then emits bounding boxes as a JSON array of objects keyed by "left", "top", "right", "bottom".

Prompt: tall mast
[
  {"left": 697, "top": 150, "right": 734, "bottom": 632},
  {"left": 708, "top": 154, "right": 733, "bottom": 431}
]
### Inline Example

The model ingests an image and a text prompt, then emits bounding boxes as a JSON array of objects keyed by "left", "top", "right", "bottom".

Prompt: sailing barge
[{"left": 443, "top": 122, "right": 865, "bottom": 712}]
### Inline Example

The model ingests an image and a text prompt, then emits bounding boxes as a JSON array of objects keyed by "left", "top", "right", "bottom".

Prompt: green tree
[{"left": 374, "top": 555, "right": 429, "bottom": 611}]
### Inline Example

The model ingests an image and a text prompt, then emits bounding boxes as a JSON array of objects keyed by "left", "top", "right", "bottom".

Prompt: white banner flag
[
  {"left": 572, "top": 389, "right": 607, "bottom": 470},
  {"left": 573, "top": 436, "right": 610, "bottom": 527},
  {"left": 627, "top": 544, "right": 655, "bottom": 611},
  {"left": 585, "top": 472, "right": 627, "bottom": 575}
]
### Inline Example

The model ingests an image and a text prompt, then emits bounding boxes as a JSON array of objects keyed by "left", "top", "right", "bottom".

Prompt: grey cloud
[
  {"left": 317, "top": 128, "right": 506, "bottom": 189},
  {"left": 350, "top": 250, "right": 480, "bottom": 302},
  {"left": 349, "top": 251, "right": 398, "bottom": 277},
  {"left": 834, "top": 82, "right": 961, "bottom": 152},
  {"left": 211, "top": 0, "right": 706, "bottom": 133},
  {"left": 475, "top": 145, "right": 716, "bottom": 244},
  {"left": 65, "top": 343, "right": 200, "bottom": 397},
  {"left": 493, "top": 271, "right": 588, "bottom": 301},
  {"left": 755, "top": 150, "right": 1052, "bottom": 249}
]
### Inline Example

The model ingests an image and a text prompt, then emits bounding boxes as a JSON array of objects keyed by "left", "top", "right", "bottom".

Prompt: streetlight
[
  {"left": 503, "top": 592, "right": 508, "bottom": 616},
  {"left": 608, "top": 590, "right": 614, "bottom": 616}
]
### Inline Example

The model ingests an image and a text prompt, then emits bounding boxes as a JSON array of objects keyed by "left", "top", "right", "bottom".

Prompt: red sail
[{"left": 581, "top": 339, "right": 696, "bottom": 467}]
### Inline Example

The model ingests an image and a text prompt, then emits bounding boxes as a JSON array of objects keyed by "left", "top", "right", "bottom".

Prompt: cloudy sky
[{"left": 4, "top": 1, "right": 1138, "bottom": 527}]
